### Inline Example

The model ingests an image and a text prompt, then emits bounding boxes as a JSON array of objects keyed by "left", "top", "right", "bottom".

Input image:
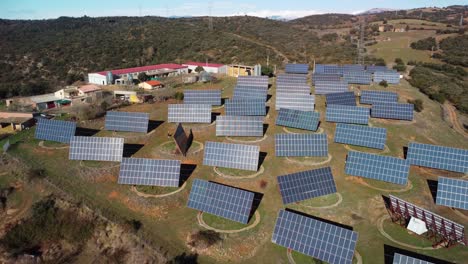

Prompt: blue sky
[{"left": 1, "top": 0, "right": 466, "bottom": 19}]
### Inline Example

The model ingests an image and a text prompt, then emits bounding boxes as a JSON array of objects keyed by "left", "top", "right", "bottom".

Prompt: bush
[
  {"left": 394, "top": 58, "right": 404, "bottom": 65},
  {"left": 174, "top": 91, "right": 184, "bottom": 101},
  {"left": 410, "top": 37, "right": 437, "bottom": 51},
  {"left": 261, "top": 65, "right": 273, "bottom": 77},
  {"left": 408, "top": 99, "right": 423, "bottom": 112},
  {"left": 194, "top": 66, "right": 205, "bottom": 73},
  {"left": 379, "top": 80, "right": 388, "bottom": 88},
  {"left": 393, "top": 64, "right": 407, "bottom": 72},
  {"left": 138, "top": 72, "right": 149, "bottom": 82}
]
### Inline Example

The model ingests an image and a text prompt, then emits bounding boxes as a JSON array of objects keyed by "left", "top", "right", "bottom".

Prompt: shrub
[
  {"left": 379, "top": 80, "right": 388, "bottom": 88},
  {"left": 408, "top": 99, "right": 423, "bottom": 112},
  {"left": 410, "top": 37, "right": 437, "bottom": 51},
  {"left": 194, "top": 66, "right": 205, "bottom": 73},
  {"left": 174, "top": 91, "right": 184, "bottom": 101},
  {"left": 393, "top": 64, "right": 407, "bottom": 72}
]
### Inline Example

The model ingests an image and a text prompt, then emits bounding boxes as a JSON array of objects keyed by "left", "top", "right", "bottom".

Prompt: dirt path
[
  {"left": 197, "top": 211, "right": 261, "bottom": 234},
  {"left": 351, "top": 178, "right": 413, "bottom": 193},
  {"left": 38, "top": 141, "right": 69, "bottom": 150},
  {"left": 444, "top": 102, "right": 468, "bottom": 138},
  {"left": 226, "top": 135, "right": 268, "bottom": 143},
  {"left": 224, "top": 32, "right": 289, "bottom": 62},
  {"left": 344, "top": 144, "right": 390, "bottom": 154},
  {"left": 285, "top": 154, "right": 333, "bottom": 166},
  {"left": 130, "top": 182, "right": 187, "bottom": 198},
  {"left": 299, "top": 193, "right": 343, "bottom": 209},
  {"left": 286, "top": 250, "right": 296, "bottom": 264},
  {"left": 283, "top": 127, "right": 324, "bottom": 134},
  {"left": 214, "top": 165, "right": 265, "bottom": 180}
]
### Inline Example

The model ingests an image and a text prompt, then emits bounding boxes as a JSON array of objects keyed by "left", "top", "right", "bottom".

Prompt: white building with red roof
[{"left": 182, "top": 62, "right": 227, "bottom": 74}]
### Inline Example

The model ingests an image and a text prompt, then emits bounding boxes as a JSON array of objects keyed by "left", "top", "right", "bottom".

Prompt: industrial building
[
  {"left": 182, "top": 62, "right": 227, "bottom": 74},
  {"left": 227, "top": 64, "right": 262, "bottom": 77}
]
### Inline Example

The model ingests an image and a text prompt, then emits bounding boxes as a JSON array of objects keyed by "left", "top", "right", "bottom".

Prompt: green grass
[
  {"left": 201, "top": 213, "right": 250, "bottom": 230},
  {"left": 42, "top": 140, "right": 68, "bottom": 147},
  {"left": 382, "top": 218, "right": 434, "bottom": 248},
  {"left": 136, "top": 185, "right": 179, "bottom": 195},
  {"left": 298, "top": 193, "right": 340, "bottom": 207}
]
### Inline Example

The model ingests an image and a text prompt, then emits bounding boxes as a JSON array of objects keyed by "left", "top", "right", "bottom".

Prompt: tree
[
  {"left": 408, "top": 99, "right": 423, "bottom": 112},
  {"left": 261, "top": 65, "right": 273, "bottom": 77},
  {"left": 194, "top": 66, "right": 205, "bottom": 73},
  {"left": 379, "top": 80, "right": 388, "bottom": 88},
  {"left": 174, "top": 91, "right": 184, "bottom": 101},
  {"left": 405, "top": 25, "right": 410, "bottom": 32},
  {"left": 394, "top": 58, "right": 404, "bottom": 65},
  {"left": 137, "top": 72, "right": 149, "bottom": 82}
]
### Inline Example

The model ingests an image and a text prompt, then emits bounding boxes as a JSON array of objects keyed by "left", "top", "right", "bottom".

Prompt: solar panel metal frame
[
  {"left": 35, "top": 118, "right": 77, "bottom": 143},
  {"left": 277, "top": 167, "right": 337, "bottom": 204},
  {"left": 389, "top": 195, "right": 466, "bottom": 245},
  {"left": 360, "top": 90, "right": 398, "bottom": 105},
  {"left": 168, "top": 104, "right": 212, "bottom": 123},
  {"left": 173, "top": 123, "right": 190, "bottom": 156},
  {"left": 272, "top": 209, "right": 358, "bottom": 264},
  {"left": 285, "top": 63, "right": 309, "bottom": 74},
  {"left": 334, "top": 123, "right": 387, "bottom": 149},
  {"left": 315, "top": 80, "right": 349, "bottom": 95},
  {"left": 104, "top": 111, "right": 149, "bottom": 133},
  {"left": 275, "top": 92, "right": 315, "bottom": 111},
  {"left": 345, "top": 151, "right": 410, "bottom": 185},
  {"left": 371, "top": 103, "right": 414, "bottom": 121},
  {"left": 276, "top": 108, "right": 320, "bottom": 131},
  {"left": 187, "top": 179, "right": 255, "bottom": 224},
  {"left": 216, "top": 116, "right": 264, "bottom": 137},
  {"left": 326, "top": 105, "right": 369, "bottom": 125},
  {"left": 203, "top": 141, "right": 260, "bottom": 171},
  {"left": 392, "top": 253, "right": 434, "bottom": 264},
  {"left": 374, "top": 71, "right": 400, "bottom": 84},
  {"left": 406, "top": 142, "right": 468, "bottom": 173},
  {"left": 184, "top": 89, "right": 222, "bottom": 106},
  {"left": 275, "top": 133, "right": 328, "bottom": 157},
  {"left": 225, "top": 98, "right": 266, "bottom": 116},
  {"left": 69, "top": 136, "right": 124, "bottom": 162},
  {"left": 325, "top": 92, "right": 356, "bottom": 106},
  {"left": 436, "top": 177, "right": 468, "bottom": 210},
  {"left": 118, "top": 158, "right": 181, "bottom": 187}
]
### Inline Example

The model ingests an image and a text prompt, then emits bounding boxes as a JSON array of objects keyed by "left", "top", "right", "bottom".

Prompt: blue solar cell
[
  {"left": 69, "top": 136, "right": 124, "bottom": 162},
  {"left": 275, "top": 133, "right": 328, "bottom": 157},
  {"left": 393, "top": 253, "right": 434, "bottom": 264},
  {"left": 360, "top": 90, "right": 398, "bottom": 105},
  {"left": 343, "top": 71, "right": 372, "bottom": 84},
  {"left": 184, "top": 90, "right": 222, "bottom": 106},
  {"left": 276, "top": 84, "right": 310, "bottom": 94},
  {"left": 326, "top": 105, "right": 369, "bottom": 125},
  {"left": 312, "top": 73, "right": 341, "bottom": 85},
  {"left": 225, "top": 98, "right": 266, "bottom": 116},
  {"left": 334, "top": 123, "right": 387, "bottom": 149},
  {"left": 315, "top": 80, "right": 349, "bottom": 95},
  {"left": 407, "top": 142, "right": 468, "bottom": 173},
  {"left": 374, "top": 71, "right": 400, "bottom": 84},
  {"left": 168, "top": 104, "right": 212, "bottom": 123},
  {"left": 105, "top": 111, "right": 149, "bottom": 133},
  {"left": 371, "top": 103, "right": 414, "bottom": 121},
  {"left": 203, "top": 141, "right": 260, "bottom": 171},
  {"left": 436, "top": 177, "right": 468, "bottom": 210},
  {"left": 326, "top": 92, "right": 356, "bottom": 106},
  {"left": 366, "top": 65, "right": 391, "bottom": 73},
  {"left": 118, "top": 158, "right": 181, "bottom": 187},
  {"left": 285, "top": 63, "right": 309, "bottom": 74},
  {"left": 276, "top": 93, "right": 315, "bottom": 111},
  {"left": 216, "top": 116, "right": 264, "bottom": 137},
  {"left": 233, "top": 85, "right": 268, "bottom": 101},
  {"left": 35, "top": 118, "right": 77, "bottom": 143},
  {"left": 276, "top": 108, "right": 320, "bottom": 131}
]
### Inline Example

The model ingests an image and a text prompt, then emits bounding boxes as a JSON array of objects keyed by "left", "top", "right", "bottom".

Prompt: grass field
[{"left": 1, "top": 75, "right": 467, "bottom": 263}]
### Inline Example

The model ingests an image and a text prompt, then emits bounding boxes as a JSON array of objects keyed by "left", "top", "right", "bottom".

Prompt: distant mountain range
[{"left": 359, "top": 8, "right": 398, "bottom": 15}]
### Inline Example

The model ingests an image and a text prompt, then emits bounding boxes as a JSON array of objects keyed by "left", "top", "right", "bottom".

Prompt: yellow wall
[{"left": 227, "top": 66, "right": 254, "bottom": 77}]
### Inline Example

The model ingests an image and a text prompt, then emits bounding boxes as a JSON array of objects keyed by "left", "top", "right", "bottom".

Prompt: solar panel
[
  {"left": 233, "top": 85, "right": 268, "bottom": 101},
  {"left": 360, "top": 90, "right": 398, "bottom": 105},
  {"left": 216, "top": 116, "right": 263, "bottom": 137},
  {"left": 389, "top": 195, "right": 466, "bottom": 245},
  {"left": 366, "top": 65, "right": 390, "bottom": 73},
  {"left": 69, "top": 136, "right": 124, "bottom": 162},
  {"left": 35, "top": 118, "right": 77, "bottom": 143},
  {"left": 345, "top": 151, "right": 410, "bottom": 185},
  {"left": 184, "top": 90, "right": 222, "bottom": 106},
  {"left": 278, "top": 167, "right": 337, "bottom": 204},
  {"left": 326, "top": 105, "right": 369, "bottom": 125},
  {"left": 334, "top": 123, "right": 387, "bottom": 149},
  {"left": 315, "top": 80, "right": 349, "bottom": 95},
  {"left": 317, "top": 64, "right": 365, "bottom": 75},
  {"left": 173, "top": 123, "right": 191, "bottom": 156},
  {"left": 436, "top": 177, "right": 468, "bottom": 210},
  {"left": 285, "top": 63, "right": 309, "bottom": 74},
  {"left": 326, "top": 92, "right": 356, "bottom": 106},
  {"left": 275, "top": 93, "right": 315, "bottom": 111},
  {"left": 225, "top": 98, "right": 266, "bottom": 116},
  {"left": 392, "top": 253, "right": 434, "bottom": 264},
  {"left": 168, "top": 104, "right": 212, "bottom": 123},
  {"left": 272, "top": 210, "right": 358, "bottom": 264},
  {"left": 371, "top": 103, "right": 414, "bottom": 121},
  {"left": 374, "top": 71, "right": 400, "bottom": 84},
  {"left": 407, "top": 142, "right": 468, "bottom": 173},
  {"left": 187, "top": 179, "right": 255, "bottom": 224},
  {"left": 275, "top": 133, "right": 328, "bottom": 157},
  {"left": 312, "top": 73, "right": 341, "bottom": 85},
  {"left": 105, "top": 111, "right": 149, "bottom": 133},
  {"left": 276, "top": 108, "right": 320, "bottom": 131},
  {"left": 118, "top": 158, "right": 181, "bottom": 187},
  {"left": 277, "top": 74, "right": 308, "bottom": 82},
  {"left": 343, "top": 71, "right": 372, "bottom": 84},
  {"left": 276, "top": 84, "right": 311, "bottom": 94},
  {"left": 203, "top": 141, "right": 260, "bottom": 171}
]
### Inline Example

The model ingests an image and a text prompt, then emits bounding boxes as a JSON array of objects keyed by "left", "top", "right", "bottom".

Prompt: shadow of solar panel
[
  {"left": 105, "top": 111, "right": 149, "bottom": 133},
  {"left": 343, "top": 71, "right": 372, "bottom": 84},
  {"left": 389, "top": 195, "right": 466, "bottom": 245},
  {"left": 216, "top": 116, "right": 263, "bottom": 137},
  {"left": 225, "top": 99, "right": 266, "bottom": 116},
  {"left": 315, "top": 80, "right": 349, "bottom": 94},
  {"left": 371, "top": 103, "right": 414, "bottom": 121},
  {"left": 118, "top": 158, "right": 181, "bottom": 187},
  {"left": 276, "top": 108, "right": 319, "bottom": 131},
  {"left": 326, "top": 92, "right": 356, "bottom": 106},
  {"left": 272, "top": 210, "right": 358, "bottom": 264},
  {"left": 393, "top": 253, "right": 434, "bottom": 264},
  {"left": 278, "top": 167, "right": 337, "bottom": 204},
  {"left": 276, "top": 84, "right": 311, "bottom": 94},
  {"left": 35, "top": 118, "right": 77, "bottom": 143},
  {"left": 334, "top": 123, "right": 387, "bottom": 149},
  {"left": 285, "top": 63, "right": 309, "bottom": 74},
  {"left": 275, "top": 133, "right": 328, "bottom": 157},
  {"left": 184, "top": 90, "right": 221, "bottom": 106},
  {"left": 345, "top": 151, "right": 410, "bottom": 185},
  {"left": 407, "top": 142, "right": 468, "bottom": 173},
  {"left": 436, "top": 177, "right": 468, "bottom": 210},
  {"left": 374, "top": 71, "right": 400, "bottom": 84},
  {"left": 69, "top": 136, "right": 124, "bottom": 162},
  {"left": 168, "top": 104, "right": 212, "bottom": 123},
  {"left": 233, "top": 86, "right": 268, "bottom": 101},
  {"left": 360, "top": 90, "right": 398, "bottom": 105},
  {"left": 187, "top": 179, "right": 255, "bottom": 224},
  {"left": 326, "top": 105, "right": 369, "bottom": 125},
  {"left": 275, "top": 93, "right": 315, "bottom": 111},
  {"left": 173, "top": 123, "right": 189, "bottom": 156},
  {"left": 203, "top": 141, "right": 260, "bottom": 171}
]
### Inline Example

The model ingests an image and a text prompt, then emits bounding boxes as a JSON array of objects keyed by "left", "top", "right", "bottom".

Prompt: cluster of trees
[
  {"left": 410, "top": 37, "right": 437, "bottom": 51},
  {"left": 369, "top": 5, "right": 467, "bottom": 25},
  {"left": 393, "top": 58, "right": 407, "bottom": 72},
  {"left": 436, "top": 35, "right": 468, "bottom": 67}
]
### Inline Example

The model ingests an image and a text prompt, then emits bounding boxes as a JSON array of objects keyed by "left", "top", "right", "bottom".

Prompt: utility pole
[
  {"left": 460, "top": 13, "right": 464, "bottom": 27},
  {"left": 266, "top": 50, "right": 270, "bottom": 67}
]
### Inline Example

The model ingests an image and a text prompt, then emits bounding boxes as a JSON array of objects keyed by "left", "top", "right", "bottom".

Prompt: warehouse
[{"left": 182, "top": 62, "right": 227, "bottom": 74}]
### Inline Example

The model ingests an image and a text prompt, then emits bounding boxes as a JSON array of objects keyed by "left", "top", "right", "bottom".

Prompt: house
[
  {"left": 78, "top": 84, "right": 103, "bottom": 102},
  {"left": 88, "top": 63, "right": 189, "bottom": 85},
  {"left": 138, "top": 80, "right": 163, "bottom": 90},
  {"left": 182, "top": 62, "right": 227, "bottom": 74},
  {"left": 393, "top": 27, "right": 407, "bottom": 32},
  {"left": 0, "top": 112, "right": 35, "bottom": 131},
  {"left": 227, "top": 64, "right": 262, "bottom": 77},
  {"left": 6, "top": 93, "right": 70, "bottom": 111},
  {"left": 54, "top": 86, "right": 79, "bottom": 99},
  {"left": 378, "top": 24, "right": 394, "bottom": 32}
]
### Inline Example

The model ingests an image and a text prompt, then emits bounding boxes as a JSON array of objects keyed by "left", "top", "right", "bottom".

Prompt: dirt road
[{"left": 444, "top": 102, "right": 468, "bottom": 138}]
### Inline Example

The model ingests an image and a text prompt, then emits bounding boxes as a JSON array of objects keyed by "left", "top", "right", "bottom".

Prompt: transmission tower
[
  {"left": 460, "top": 13, "right": 464, "bottom": 27},
  {"left": 208, "top": 2, "right": 214, "bottom": 31},
  {"left": 356, "top": 17, "right": 366, "bottom": 65}
]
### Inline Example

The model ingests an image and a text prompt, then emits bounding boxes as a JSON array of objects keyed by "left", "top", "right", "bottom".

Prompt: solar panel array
[
  {"left": 105, "top": 111, "right": 149, "bottom": 133},
  {"left": 436, "top": 177, "right": 468, "bottom": 210},
  {"left": 366, "top": 65, "right": 390, "bottom": 73},
  {"left": 334, "top": 123, "right": 387, "bottom": 149},
  {"left": 69, "top": 136, "right": 124, "bottom": 162},
  {"left": 312, "top": 73, "right": 341, "bottom": 85},
  {"left": 315, "top": 64, "right": 365, "bottom": 75},
  {"left": 225, "top": 98, "right": 266, "bottom": 116},
  {"left": 345, "top": 151, "right": 410, "bottom": 185},
  {"left": 315, "top": 80, "right": 349, "bottom": 95},
  {"left": 360, "top": 90, "right": 398, "bottom": 105},
  {"left": 407, "top": 142, "right": 468, "bottom": 173},
  {"left": 184, "top": 90, "right": 222, "bottom": 106},
  {"left": 216, "top": 116, "right": 263, "bottom": 137},
  {"left": 233, "top": 85, "right": 268, "bottom": 101},
  {"left": 203, "top": 141, "right": 260, "bottom": 171},
  {"left": 276, "top": 108, "right": 320, "bottom": 131},
  {"left": 326, "top": 105, "right": 369, "bottom": 125},
  {"left": 326, "top": 92, "right": 356, "bottom": 106},
  {"left": 277, "top": 167, "right": 337, "bottom": 204},
  {"left": 272, "top": 210, "right": 358, "bottom": 264},
  {"left": 371, "top": 103, "right": 414, "bottom": 121},
  {"left": 276, "top": 84, "right": 311, "bottom": 94},
  {"left": 374, "top": 71, "right": 400, "bottom": 84},
  {"left": 277, "top": 74, "right": 308, "bottom": 83},
  {"left": 168, "top": 104, "right": 212, "bottom": 123},
  {"left": 187, "top": 179, "right": 254, "bottom": 224},
  {"left": 392, "top": 253, "right": 434, "bottom": 264},
  {"left": 389, "top": 195, "right": 466, "bottom": 245},
  {"left": 276, "top": 93, "right": 315, "bottom": 111},
  {"left": 35, "top": 118, "right": 77, "bottom": 143},
  {"left": 275, "top": 133, "right": 328, "bottom": 157},
  {"left": 285, "top": 63, "right": 309, "bottom": 74},
  {"left": 118, "top": 158, "right": 181, "bottom": 187},
  {"left": 343, "top": 71, "right": 372, "bottom": 84},
  {"left": 173, "top": 123, "right": 189, "bottom": 156}
]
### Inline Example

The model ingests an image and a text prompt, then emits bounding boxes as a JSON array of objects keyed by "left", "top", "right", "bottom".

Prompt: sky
[{"left": 0, "top": 0, "right": 466, "bottom": 20}]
